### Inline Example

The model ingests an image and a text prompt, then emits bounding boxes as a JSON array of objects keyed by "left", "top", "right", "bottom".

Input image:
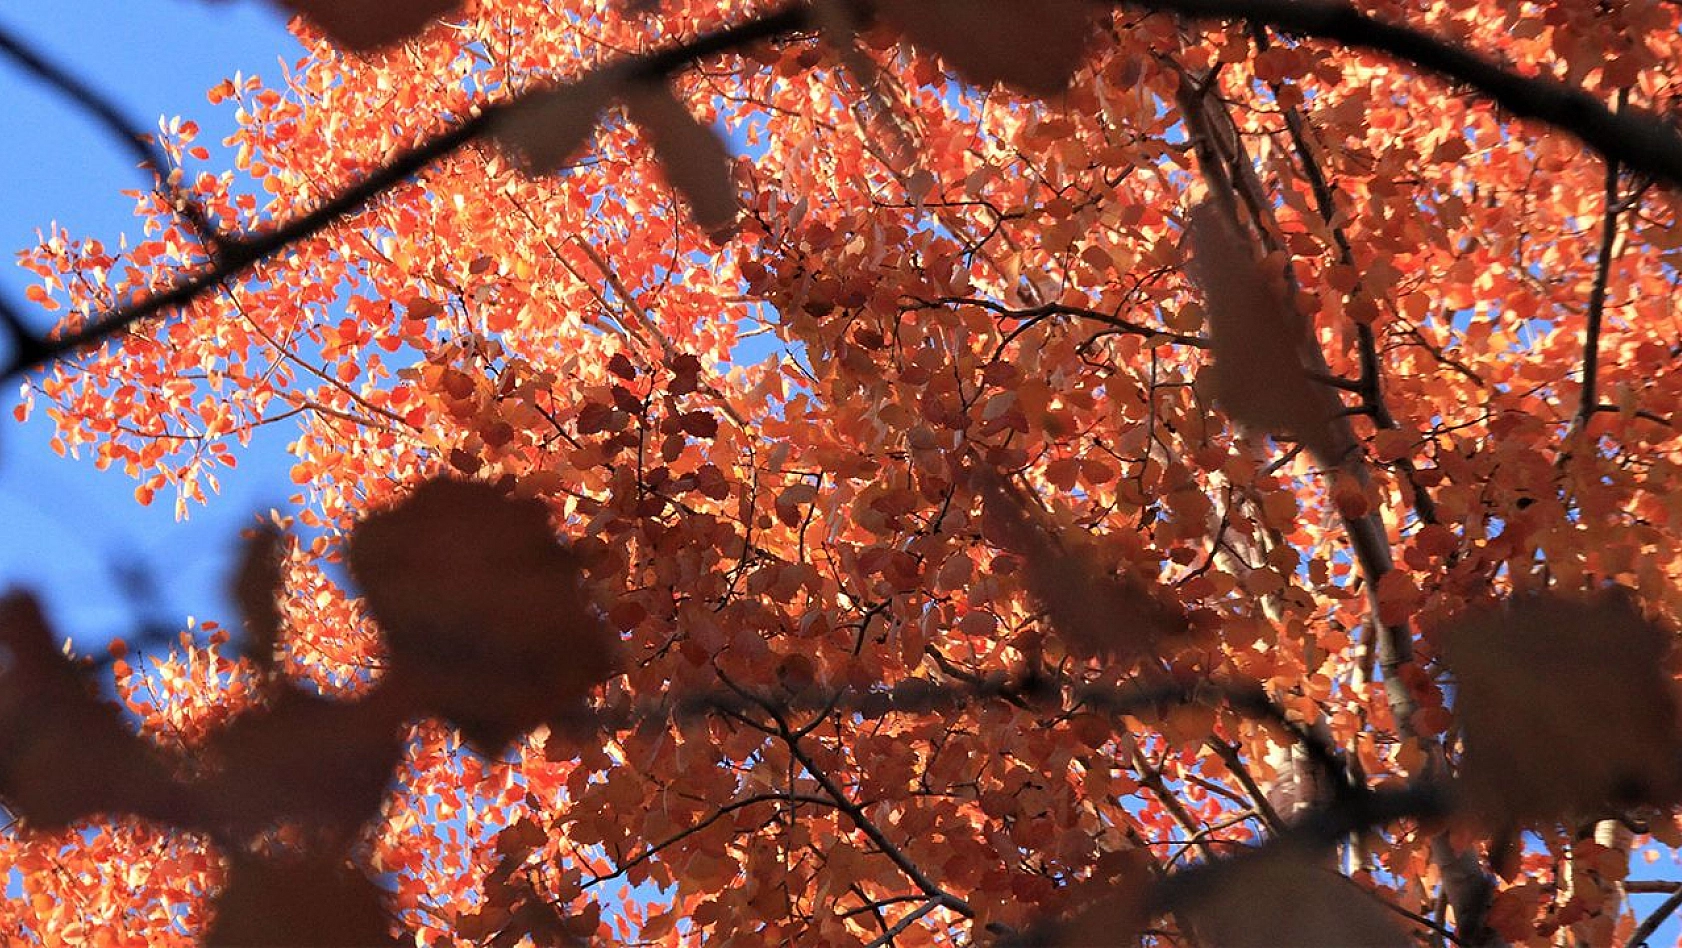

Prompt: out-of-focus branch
[{"left": 0, "top": 24, "right": 223, "bottom": 250}]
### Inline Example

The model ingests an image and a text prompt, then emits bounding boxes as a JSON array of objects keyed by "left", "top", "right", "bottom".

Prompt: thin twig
[
  {"left": 1631, "top": 885, "right": 1682, "bottom": 947},
  {"left": 861, "top": 899, "right": 942, "bottom": 948},
  {"left": 912, "top": 295, "right": 1209, "bottom": 348},
  {"left": 1575, "top": 90, "right": 1628, "bottom": 431}
]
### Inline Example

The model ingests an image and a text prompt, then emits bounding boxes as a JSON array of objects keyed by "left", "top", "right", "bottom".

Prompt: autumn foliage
[{"left": 8, "top": 0, "right": 1682, "bottom": 945}]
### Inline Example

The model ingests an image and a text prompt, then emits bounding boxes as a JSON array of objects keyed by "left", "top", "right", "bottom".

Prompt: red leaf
[{"left": 678, "top": 410, "right": 719, "bottom": 438}]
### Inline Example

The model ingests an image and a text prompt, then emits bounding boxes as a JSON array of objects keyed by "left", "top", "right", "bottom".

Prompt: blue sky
[{"left": 0, "top": 2, "right": 307, "bottom": 646}]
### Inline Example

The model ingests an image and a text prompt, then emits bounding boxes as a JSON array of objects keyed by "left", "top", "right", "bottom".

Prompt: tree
[{"left": 5, "top": 0, "right": 1682, "bottom": 944}]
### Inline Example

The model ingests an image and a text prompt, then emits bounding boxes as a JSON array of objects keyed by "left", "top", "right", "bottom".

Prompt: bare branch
[
  {"left": 1631, "top": 885, "right": 1682, "bottom": 947},
  {"left": 861, "top": 900, "right": 942, "bottom": 948},
  {"left": 1575, "top": 91, "right": 1628, "bottom": 431}
]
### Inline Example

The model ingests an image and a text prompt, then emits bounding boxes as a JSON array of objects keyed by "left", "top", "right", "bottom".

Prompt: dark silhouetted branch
[
  {"left": 1632, "top": 885, "right": 1682, "bottom": 947},
  {"left": 7, "top": 0, "right": 1677, "bottom": 384},
  {"left": 1576, "top": 93, "right": 1627, "bottom": 431}
]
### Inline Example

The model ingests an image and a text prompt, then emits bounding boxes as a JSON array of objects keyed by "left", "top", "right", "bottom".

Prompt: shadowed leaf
[
  {"left": 233, "top": 525, "right": 285, "bottom": 675},
  {"left": 0, "top": 592, "right": 182, "bottom": 829},
  {"left": 347, "top": 478, "right": 617, "bottom": 755},
  {"left": 493, "top": 74, "right": 616, "bottom": 174},
  {"left": 276, "top": 0, "right": 460, "bottom": 51},
  {"left": 1008, "top": 849, "right": 1152, "bottom": 947},
  {"left": 1172, "top": 846, "right": 1411, "bottom": 948},
  {"left": 1184, "top": 200, "right": 1337, "bottom": 463},
  {"left": 975, "top": 470, "right": 1188, "bottom": 664},
  {"left": 195, "top": 686, "right": 407, "bottom": 840},
  {"left": 623, "top": 81, "right": 740, "bottom": 235},
  {"left": 206, "top": 850, "right": 400, "bottom": 947},
  {"left": 1442, "top": 589, "right": 1682, "bottom": 824},
  {"left": 877, "top": 0, "right": 1096, "bottom": 97}
]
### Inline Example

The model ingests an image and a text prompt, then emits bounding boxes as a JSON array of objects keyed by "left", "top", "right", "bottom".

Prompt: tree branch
[
  {"left": 1575, "top": 93, "right": 1627, "bottom": 431},
  {"left": 1133, "top": 0, "right": 1682, "bottom": 189},
  {"left": 775, "top": 716, "right": 976, "bottom": 919},
  {"left": 911, "top": 295, "right": 1209, "bottom": 348},
  {"left": 861, "top": 899, "right": 942, "bottom": 948},
  {"left": 1631, "top": 884, "right": 1682, "bottom": 948}
]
